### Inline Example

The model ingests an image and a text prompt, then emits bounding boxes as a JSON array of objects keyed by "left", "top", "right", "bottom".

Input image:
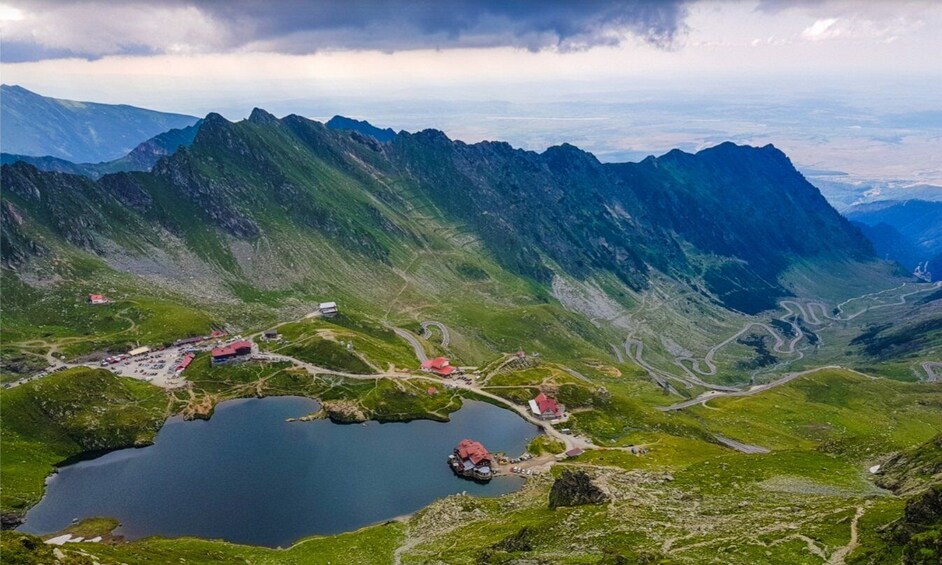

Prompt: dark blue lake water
[{"left": 20, "top": 397, "right": 537, "bottom": 547}]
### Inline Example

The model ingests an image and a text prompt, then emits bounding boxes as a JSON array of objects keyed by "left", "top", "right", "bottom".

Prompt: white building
[{"left": 319, "top": 302, "right": 339, "bottom": 317}]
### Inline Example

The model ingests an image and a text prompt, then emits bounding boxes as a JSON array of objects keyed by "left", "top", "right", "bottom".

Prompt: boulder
[{"left": 549, "top": 470, "right": 608, "bottom": 509}]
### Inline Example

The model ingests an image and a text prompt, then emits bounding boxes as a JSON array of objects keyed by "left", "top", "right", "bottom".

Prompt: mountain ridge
[
  {"left": 1, "top": 120, "right": 202, "bottom": 179},
  {"left": 846, "top": 199, "right": 942, "bottom": 277},
  {"left": 2, "top": 108, "right": 875, "bottom": 319},
  {"left": 0, "top": 84, "right": 199, "bottom": 162},
  {"left": 325, "top": 115, "right": 398, "bottom": 142}
]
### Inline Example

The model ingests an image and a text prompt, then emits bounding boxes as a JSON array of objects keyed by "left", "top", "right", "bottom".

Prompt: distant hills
[
  {"left": 1, "top": 109, "right": 874, "bottom": 315},
  {"left": 846, "top": 199, "right": 942, "bottom": 278},
  {"left": 0, "top": 84, "right": 199, "bottom": 162},
  {"left": 1, "top": 121, "right": 202, "bottom": 179}
]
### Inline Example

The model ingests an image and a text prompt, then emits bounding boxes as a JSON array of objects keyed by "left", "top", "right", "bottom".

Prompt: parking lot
[{"left": 97, "top": 345, "right": 198, "bottom": 388}]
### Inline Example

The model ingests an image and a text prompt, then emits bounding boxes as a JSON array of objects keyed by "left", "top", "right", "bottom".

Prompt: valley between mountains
[{"left": 2, "top": 108, "right": 941, "bottom": 564}]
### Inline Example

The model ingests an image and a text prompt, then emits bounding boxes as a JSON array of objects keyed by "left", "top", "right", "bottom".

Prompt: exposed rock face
[
  {"left": 549, "top": 470, "right": 608, "bottom": 509},
  {"left": 491, "top": 525, "right": 536, "bottom": 552},
  {"left": 904, "top": 484, "right": 942, "bottom": 527},
  {"left": 1, "top": 512, "right": 24, "bottom": 530},
  {"left": 322, "top": 400, "right": 367, "bottom": 423},
  {"left": 876, "top": 433, "right": 942, "bottom": 495},
  {"left": 900, "top": 485, "right": 942, "bottom": 565}
]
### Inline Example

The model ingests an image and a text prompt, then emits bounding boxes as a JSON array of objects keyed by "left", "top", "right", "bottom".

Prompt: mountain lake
[{"left": 19, "top": 397, "right": 538, "bottom": 547}]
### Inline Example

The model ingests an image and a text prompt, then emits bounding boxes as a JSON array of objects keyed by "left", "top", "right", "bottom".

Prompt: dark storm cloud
[
  {"left": 2, "top": 0, "right": 690, "bottom": 62},
  {"left": 204, "top": 0, "right": 690, "bottom": 51}
]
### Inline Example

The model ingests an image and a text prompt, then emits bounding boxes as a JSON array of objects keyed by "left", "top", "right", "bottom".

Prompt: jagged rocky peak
[
  {"left": 247, "top": 107, "right": 279, "bottom": 125},
  {"left": 325, "top": 115, "right": 397, "bottom": 142},
  {"left": 541, "top": 142, "right": 601, "bottom": 173}
]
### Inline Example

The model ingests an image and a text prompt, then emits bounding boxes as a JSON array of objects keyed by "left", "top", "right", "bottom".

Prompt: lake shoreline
[{"left": 19, "top": 396, "right": 538, "bottom": 547}]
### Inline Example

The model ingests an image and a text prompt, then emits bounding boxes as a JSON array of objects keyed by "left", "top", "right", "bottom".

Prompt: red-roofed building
[
  {"left": 449, "top": 439, "right": 494, "bottom": 481},
  {"left": 420, "top": 356, "right": 456, "bottom": 377},
  {"left": 529, "top": 392, "right": 564, "bottom": 420},
  {"left": 211, "top": 340, "right": 253, "bottom": 365},
  {"left": 427, "top": 387, "right": 438, "bottom": 396},
  {"left": 175, "top": 353, "right": 195, "bottom": 373},
  {"left": 88, "top": 294, "right": 108, "bottom": 305}
]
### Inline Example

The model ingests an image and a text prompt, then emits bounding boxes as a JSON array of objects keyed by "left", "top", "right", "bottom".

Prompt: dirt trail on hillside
[{"left": 828, "top": 504, "right": 866, "bottom": 565}]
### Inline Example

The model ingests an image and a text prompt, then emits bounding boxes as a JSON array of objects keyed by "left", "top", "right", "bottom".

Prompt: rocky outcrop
[
  {"left": 549, "top": 470, "right": 608, "bottom": 509},
  {"left": 876, "top": 433, "right": 942, "bottom": 495},
  {"left": 321, "top": 400, "right": 367, "bottom": 424},
  {"left": 1, "top": 511, "right": 24, "bottom": 530}
]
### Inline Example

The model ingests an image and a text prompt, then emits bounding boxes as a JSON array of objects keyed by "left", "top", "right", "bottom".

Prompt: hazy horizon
[{"left": 2, "top": 0, "right": 941, "bottom": 187}]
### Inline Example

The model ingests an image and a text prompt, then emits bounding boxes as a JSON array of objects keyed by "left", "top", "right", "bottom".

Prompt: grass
[
  {"left": 3, "top": 346, "right": 940, "bottom": 564},
  {"left": 528, "top": 434, "right": 566, "bottom": 455},
  {"left": 0, "top": 347, "right": 47, "bottom": 383},
  {"left": 1, "top": 271, "right": 217, "bottom": 358},
  {"left": 265, "top": 313, "right": 419, "bottom": 372},
  {"left": 46, "top": 520, "right": 406, "bottom": 564},
  {"left": 0, "top": 367, "right": 170, "bottom": 517},
  {"left": 177, "top": 355, "right": 463, "bottom": 423},
  {"left": 678, "top": 368, "right": 942, "bottom": 461},
  {"left": 277, "top": 337, "right": 376, "bottom": 374}
]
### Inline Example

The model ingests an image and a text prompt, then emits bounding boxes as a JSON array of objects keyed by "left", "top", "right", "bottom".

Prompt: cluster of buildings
[
  {"left": 210, "top": 340, "right": 253, "bottom": 365},
  {"left": 448, "top": 439, "right": 495, "bottom": 482}
]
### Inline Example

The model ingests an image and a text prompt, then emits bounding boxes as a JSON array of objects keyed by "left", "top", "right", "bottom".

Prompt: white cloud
[
  {"left": 1, "top": 3, "right": 227, "bottom": 57},
  {"left": 0, "top": 3, "right": 24, "bottom": 21},
  {"left": 802, "top": 18, "right": 839, "bottom": 41}
]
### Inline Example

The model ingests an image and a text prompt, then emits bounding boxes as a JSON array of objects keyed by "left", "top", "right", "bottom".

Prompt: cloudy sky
[{"left": 2, "top": 0, "right": 941, "bottom": 186}]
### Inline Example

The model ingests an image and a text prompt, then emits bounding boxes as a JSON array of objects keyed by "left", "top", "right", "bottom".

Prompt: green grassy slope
[{"left": 0, "top": 368, "right": 170, "bottom": 518}]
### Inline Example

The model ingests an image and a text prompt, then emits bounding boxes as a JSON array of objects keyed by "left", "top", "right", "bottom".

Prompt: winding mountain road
[
  {"left": 390, "top": 327, "right": 428, "bottom": 363},
  {"left": 628, "top": 281, "right": 940, "bottom": 404},
  {"left": 656, "top": 365, "right": 847, "bottom": 411},
  {"left": 420, "top": 321, "right": 450, "bottom": 348}
]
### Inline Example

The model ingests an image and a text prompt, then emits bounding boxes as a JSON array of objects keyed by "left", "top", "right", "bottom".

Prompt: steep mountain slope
[
  {"left": 1, "top": 120, "right": 202, "bottom": 179},
  {"left": 852, "top": 221, "right": 923, "bottom": 270},
  {"left": 2, "top": 111, "right": 874, "bottom": 311},
  {"left": 846, "top": 200, "right": 942, "bottom": 272},
  {"left": 0, "top": 85, "right": 198, "bottom": 162},
  {"left": 1, "top": 109, "right": 891, "bottom": 376},
  {"left": 389, "top": 135, "right": 873, "bottom": 313}
]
